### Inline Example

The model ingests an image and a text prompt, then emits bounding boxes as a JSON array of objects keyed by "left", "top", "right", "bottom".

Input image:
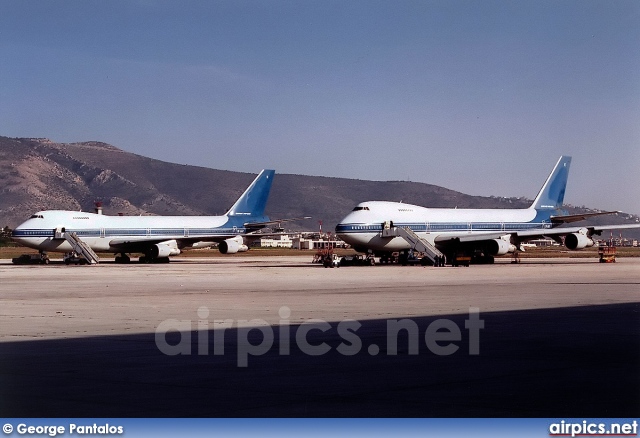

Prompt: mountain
[{"left": 1, "top": 136, "right": 638, "bottom": 239}]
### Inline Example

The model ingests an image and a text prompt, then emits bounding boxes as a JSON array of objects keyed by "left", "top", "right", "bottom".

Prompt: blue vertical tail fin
[
  {"left": 227, "top": 169, "right": 275, "bottom": 218},
  {"left": 531, "top": 156, "right": 571, "bottom": 210}
]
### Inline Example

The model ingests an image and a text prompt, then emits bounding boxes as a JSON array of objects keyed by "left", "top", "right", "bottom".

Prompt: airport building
[
  {"left": 291, "top": 237, "right": 348, "bottom": 250},
  {"left": 523, "top": 238, "right": 559, "bottom": 247},
  {"left": 257, "top": 234, "right": 348, "bottom": 250},
  {"left": 258, "top": 235, "right": 293, "bottom": 248}
]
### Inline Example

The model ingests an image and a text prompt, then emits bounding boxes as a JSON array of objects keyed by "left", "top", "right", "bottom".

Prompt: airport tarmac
[{"left": 0, "top": 256, "right": 638, "bottom": 417}]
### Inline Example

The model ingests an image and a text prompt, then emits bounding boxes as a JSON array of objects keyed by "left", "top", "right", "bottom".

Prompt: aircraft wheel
[{"left": 116, "top": 254, "right": 131, "bottom": 264}]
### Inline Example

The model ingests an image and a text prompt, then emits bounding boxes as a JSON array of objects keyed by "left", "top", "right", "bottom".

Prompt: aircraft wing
[
  {"left": 108, "top": 216, "right": 312, "bottom": 251},
  {"left": 433, "top": 224, "right": 640, "bottom": 245},
  {"left": 515, "top": 223, "right": 640, "bottom": 238},
  {"left": 434, "top": 232, "right": 516, "bottom": 244},
  {"left": 108, "top": 235, "right": 234, "bottom": 251},
  {"left": 108, "top": 226, "right": 313, "bottom": 252}
]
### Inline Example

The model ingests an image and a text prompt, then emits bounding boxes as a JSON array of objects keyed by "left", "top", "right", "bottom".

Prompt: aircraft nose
[
  {"left": 11, "top": 222, "right": 29, "bottom": 241},
  {"left": 11, "top": 227, "right": 23, "bottom": 241},
  {"left": 336, "top": 212, "right": 357, "bottom": 228},
  {"left": 334, "top": 220, "right": 351, "bottom": 235},
  {"left": 335, "top": 217, "right": 349, "bottom": 232}
]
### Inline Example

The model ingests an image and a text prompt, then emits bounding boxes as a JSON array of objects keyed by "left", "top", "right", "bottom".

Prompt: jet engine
[
  {"left": 219, "top": 236, "right": 249, "bottom": 254},
  {"left": 149, "top": 240, "right": 181, "bottom": 258},
  {"left": 486, "top": 238, "right": 516, "bottom": 256},
  {"left": 565, "top": 233, "right": 594, "bottom": 250}
]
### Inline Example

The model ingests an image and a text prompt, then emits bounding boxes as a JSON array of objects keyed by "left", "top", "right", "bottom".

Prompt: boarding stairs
[
  {"left": 65, "top": 232, "right": 100, "bottom": 265},
  {"left": 382, "top": 226, "right": 444, "bottom": 264}
]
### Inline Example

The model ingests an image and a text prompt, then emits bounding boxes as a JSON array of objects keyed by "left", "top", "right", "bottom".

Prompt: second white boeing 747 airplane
[
  {"left": 335, "top": 156, "right": 639, "bottom": 265},
  {"left": 12, "top": 169, "right": 294, "bottom": 263}
]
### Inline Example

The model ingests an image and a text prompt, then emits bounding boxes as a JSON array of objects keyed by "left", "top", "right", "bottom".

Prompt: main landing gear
[
  {"left": 114, "top": 253, "right": 131, "bottom": 264},
  {"left": 138, "top": 255, "right": 170, "bottom": 264}
]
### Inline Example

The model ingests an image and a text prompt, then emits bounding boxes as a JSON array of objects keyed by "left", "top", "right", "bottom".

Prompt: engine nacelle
[
  {"left": 565, "top": 233, "right": 594, "bottom": 250},
  {"left": 219, "top": 236, "right": 249, "bottom": 254},
  {"left": 150, "top": 240, "right": 181, "bottom": 258},
  {"left": 486, "top": 238, "right": 515, "bottom": 256}
]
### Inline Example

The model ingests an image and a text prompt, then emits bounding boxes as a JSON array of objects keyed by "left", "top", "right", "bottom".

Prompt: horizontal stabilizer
[
  {"left": 550, "top": 211, "right": 618, "bottom": 224},
  {"left": 244, "top": 216, "right": 312, "bottom": 231}
]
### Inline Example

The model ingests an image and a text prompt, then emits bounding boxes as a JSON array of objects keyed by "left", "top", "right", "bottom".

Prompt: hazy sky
[{"left": 1, "top": 1, "right": 639, "bottom": 214}]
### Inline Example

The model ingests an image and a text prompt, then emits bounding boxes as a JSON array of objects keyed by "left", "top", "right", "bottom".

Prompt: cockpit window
[
  {"left": 352, "top": 206, "right": 370, "bottom": 211},
  {"left": 30, "top": 214, "right": 44, "bottom": 219}
]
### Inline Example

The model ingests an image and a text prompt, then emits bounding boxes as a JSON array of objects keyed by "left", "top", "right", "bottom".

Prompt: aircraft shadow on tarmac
[
  {"left": 72, "top": 257, "right": 617, "bottom": 268},
  {"left": 1, "top": 303, "right": 638, "bottom": 417}
]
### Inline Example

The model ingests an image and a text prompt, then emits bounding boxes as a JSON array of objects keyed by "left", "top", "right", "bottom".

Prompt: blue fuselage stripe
[
  {"left": 335, "top": 221, "right": 555, "bottom": 233},
  {"left": 12, "top": 228, "right": 247, "bottom": 238}
]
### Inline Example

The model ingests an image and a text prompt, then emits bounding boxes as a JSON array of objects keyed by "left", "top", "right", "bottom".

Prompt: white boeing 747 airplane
[
  {"left": 335, "top": 156, "right": 639, "bottom": 265},
  {"left": 12, "top": 169, "right": 292, "bottom": 263}
]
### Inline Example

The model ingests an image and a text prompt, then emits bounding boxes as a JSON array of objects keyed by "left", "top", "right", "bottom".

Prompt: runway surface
[{"left": 1, "top": 256, "right": 638, "bottom": 417}]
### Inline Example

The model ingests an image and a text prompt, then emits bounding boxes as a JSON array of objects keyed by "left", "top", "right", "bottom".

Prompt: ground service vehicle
[{"left": 12, "top": 254, "right": 50, "bottom": 265}]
